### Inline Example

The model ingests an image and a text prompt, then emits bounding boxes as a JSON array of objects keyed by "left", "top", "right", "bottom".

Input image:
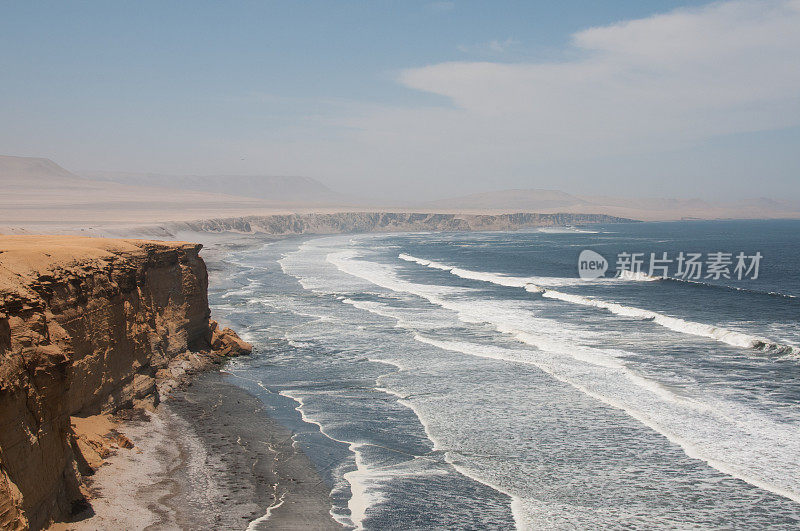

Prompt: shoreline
[
  {"left": 0, "top": 234, "right": 341, "bottom": 529},
  {"left": 53, "top": 369, "right": 341, "bottom": 530}
]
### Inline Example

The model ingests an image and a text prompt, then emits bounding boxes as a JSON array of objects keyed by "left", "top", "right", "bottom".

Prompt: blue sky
[{"left": 2, "top": 1, "right": 799, "bottom": 201}]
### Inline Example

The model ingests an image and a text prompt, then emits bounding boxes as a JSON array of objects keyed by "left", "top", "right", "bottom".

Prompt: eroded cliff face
[
  {"left": 172, "top": 212, "right": 635, "bottom": 236},
  {"left": 0, "top": 236, "right": 244, "bottom": 530}
]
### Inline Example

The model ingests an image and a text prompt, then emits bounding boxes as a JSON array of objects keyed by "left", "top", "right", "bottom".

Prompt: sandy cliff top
[{"left": 0, "top": 235, "right": 198, "bottom": 298}]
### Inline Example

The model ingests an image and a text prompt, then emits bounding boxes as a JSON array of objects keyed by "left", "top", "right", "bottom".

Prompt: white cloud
[
  {"left": 189, "top": 1, "right": 800, "bottom": 200},
  {"left": 349, "top": 0, "right": 800, "bottom": 174}
]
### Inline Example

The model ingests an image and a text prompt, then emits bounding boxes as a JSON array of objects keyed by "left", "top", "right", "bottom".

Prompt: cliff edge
[
  {"left": 0, "top": 236, "right": 250, "bottom": 530},
  {"left": 1, "top": 210, "right": 637, "bottom": 239},
  {"left": 171, "top": 211, "right": 635, "bottom": 236}
]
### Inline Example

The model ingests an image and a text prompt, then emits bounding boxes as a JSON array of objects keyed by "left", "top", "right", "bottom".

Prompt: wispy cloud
[
  {"left": 457, "top": 37, "right": 520, "bottom": 55},
  {"left": 390, "top": 0, "right": 800, "bottom": 156},
  {"left": 206, "top": 1, "right": 800, "bottom": 200}
]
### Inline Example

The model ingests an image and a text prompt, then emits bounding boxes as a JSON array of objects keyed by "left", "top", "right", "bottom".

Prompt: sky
[{"left": 1, "top": 0, "right": 799, "bottom": 202}]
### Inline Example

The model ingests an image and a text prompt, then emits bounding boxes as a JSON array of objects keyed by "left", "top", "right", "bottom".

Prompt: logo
[{"left": 578, "top": 250, "right": 608, "bottom": 280}]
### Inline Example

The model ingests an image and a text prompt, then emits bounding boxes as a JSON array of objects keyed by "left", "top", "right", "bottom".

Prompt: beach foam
[
  {"left": 328, "top": 249, "right": 800, "bottom": 506},
  {"left": 400, "top": 254, "right": 800, "bottom": 358},
  {"left": 279, "top": 389, "right": 379, "bottom": 529},
  {"left": 409, "top": 335, "right": 800, "bottom": 506}
]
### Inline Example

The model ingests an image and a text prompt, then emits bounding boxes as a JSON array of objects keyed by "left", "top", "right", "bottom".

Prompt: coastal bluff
[
  {"left": 0, "top": 236, "right": 249, "bottom": 530},
  {"left": 172, "top": 212, "right": 634, "bottom": 235}
]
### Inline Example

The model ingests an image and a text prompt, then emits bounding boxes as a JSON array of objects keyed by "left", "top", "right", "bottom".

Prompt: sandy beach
[{"left": 52, "top": 371, "right": 340, "bottom": 530}]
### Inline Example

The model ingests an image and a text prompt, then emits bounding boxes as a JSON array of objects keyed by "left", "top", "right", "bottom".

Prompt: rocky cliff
[
  {"left": 0, "top": 236, "right": 248, "bottom": 530},
  {"left": 171, "top": 211, "right": 634, "bottom": 235}
]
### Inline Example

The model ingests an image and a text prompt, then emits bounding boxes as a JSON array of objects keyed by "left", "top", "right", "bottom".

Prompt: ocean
[{"left": 209, "top": 219, "right": 800, "bottom": 529}]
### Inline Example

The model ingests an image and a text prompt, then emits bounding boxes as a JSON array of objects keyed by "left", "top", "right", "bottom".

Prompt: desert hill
[
  {"left": 82, "top": 171, "right": 347, "bottom": 205},
  {"left": 423, "top": 189, "right": 591, "bottom": 212},
  {"left": 3, "top": 155, "right": 799, "bottom": 228},
  {"left": 423, "top": 188, "right": 800, "bottom": 221},
  {"left": 0, "top": 156, "right": 286, "bottom": 224}
]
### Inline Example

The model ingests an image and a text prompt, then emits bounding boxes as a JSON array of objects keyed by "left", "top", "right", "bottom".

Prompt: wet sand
[{"left": 56, "top": 371, "right": 340, "bottom": 530}]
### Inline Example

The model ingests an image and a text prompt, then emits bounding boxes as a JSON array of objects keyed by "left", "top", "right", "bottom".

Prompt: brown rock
[
  {"left": 210, "top": 320, "right": 252, "bottom": 356},
  {"left": 0, "top": 235, "right": 239, "bottom": 530}
]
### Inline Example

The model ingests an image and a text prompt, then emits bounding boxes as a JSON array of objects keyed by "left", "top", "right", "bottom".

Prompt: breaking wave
[
  {"left": 326, "top": 248, "right": 800, "bottom": 506},
  {"left": 399, "top": 254, "right": 800, "bottom": 359},
  {"left": 617, "top": 270, "right": 662, "bottom": 281}
]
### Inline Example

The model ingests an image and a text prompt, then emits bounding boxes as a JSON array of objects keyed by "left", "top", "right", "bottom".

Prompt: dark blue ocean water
[{"left": 209, "top": 220, "right": 800, "bottom": 529}]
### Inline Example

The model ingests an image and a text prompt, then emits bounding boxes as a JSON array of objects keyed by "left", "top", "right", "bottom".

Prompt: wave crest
[{"left": 400, "top": 254, "right": 800, "bottom": 359}]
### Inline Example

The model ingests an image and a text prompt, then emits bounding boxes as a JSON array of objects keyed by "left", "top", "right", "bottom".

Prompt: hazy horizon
[
  {"left": 2, "top": 0, "right": 800, "bottom": 203},
  {"left": 3, "top": 153, "right": 799, "bottom": 226}
]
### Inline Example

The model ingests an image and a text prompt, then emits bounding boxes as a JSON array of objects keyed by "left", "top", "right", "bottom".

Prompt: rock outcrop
[
  {"left": 171, "top": 211, "right": 635, "bottom": 236},
  {"left": 210, "top": 320, "right": 253, "bottom": 357},
  {"left": 0, "top": 236, "right": 248, "bottom": 530}
]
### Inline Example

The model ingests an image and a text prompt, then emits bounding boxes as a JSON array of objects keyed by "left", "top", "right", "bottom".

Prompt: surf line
[{"left": 398, "top": 253, "right": 799, "bottom": 358}]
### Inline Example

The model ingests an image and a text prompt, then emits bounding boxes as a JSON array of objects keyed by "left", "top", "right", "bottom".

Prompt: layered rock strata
[
  {"left": 0, "top": 236, "right": 249, "bottom": 530},
  {"left": 172, "top": 211, "right": 634, "bottom": 235}
]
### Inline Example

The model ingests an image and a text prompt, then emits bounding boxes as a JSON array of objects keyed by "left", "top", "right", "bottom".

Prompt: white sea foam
[
  {"left": 328, "top": 249, "right": 800, "bottom": 506},
  {"left": 279, "top": 389, "right": 379, "bottom": 529},
  {"left": 541, "top": 290, "right": 799, "bottom": 357},
  {"left": 401, "top": 253, "right": 800, "bottom": 358},
  {"left": 279, "top": 238, "right": 800, "bottom": 522},
  {"left": 374, "top": 382, "right": 529, "bottom": 531},
  {"left": 246, "top": 491, "right": 286, "bottom": 531},
  {"left": 367, "top": 356, "right": 410, "bottom": 372},
  {"left": 410, "top": 335, "right": 800, "bottom": 506},
  {"left": 332, "top": 251, "right": 464, "bottom": 304},
  {"left": 399, "top": 253, "right": 585, "bottom": 288},
  {"left": 617, "top": 269, "right": 662, "bottom": 281},
  {"left": 341, "top": 255, "right": 633, "bottom": 371},
  {"left": 343, "top": 298, "right": 407, "bottom": 323},
  {"left": 280, "top": 379, "right": 452, "bottom": 529},
  {"left": 536, "top": 226, "right": 599, "bottom": 234},
  {"left": 283, "top": 247, "right": 531, "bottom": 527},
  {"left": 219, "top": 286, "right": 257, "bottom": 298}
]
